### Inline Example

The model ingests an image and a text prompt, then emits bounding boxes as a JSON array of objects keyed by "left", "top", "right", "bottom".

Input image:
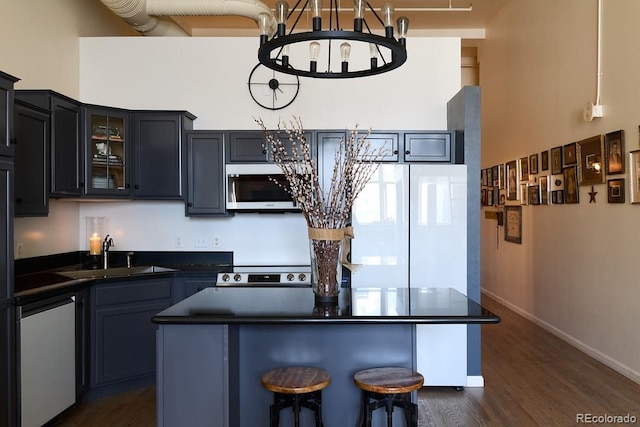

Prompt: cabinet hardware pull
[
  {"left": 405, "top": 150, "right": 410, "bottom": 155},
  {"left": 10, "top": 138, "right": 17, "bottom": 145}
]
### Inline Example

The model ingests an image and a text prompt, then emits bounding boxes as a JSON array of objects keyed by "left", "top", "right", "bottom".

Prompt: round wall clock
[{"left": 248, "top": 62, "right": 300, "bottom": 111}]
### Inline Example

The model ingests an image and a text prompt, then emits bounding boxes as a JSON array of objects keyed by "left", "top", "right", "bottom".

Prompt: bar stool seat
[
  {"left": 353, "top": 367, "right": 424, "bottom": 427},
  {"left": 262, "top": 366, "right": 331, "bottom": 427}
]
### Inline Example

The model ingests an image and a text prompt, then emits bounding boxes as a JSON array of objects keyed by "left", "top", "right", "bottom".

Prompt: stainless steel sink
[{"left": 57, "top": 265, "right": 176, "bottom": 280}]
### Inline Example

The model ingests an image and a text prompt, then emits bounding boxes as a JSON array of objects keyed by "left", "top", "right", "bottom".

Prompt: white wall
[
  {"left": 13, "top": 36, "right": 461, "bottom": 260},
  {"left": 78, "top": 37, "right": 458, "bottom": 130},
  {"left": 480, "top": 0, "right": 640, "bottom": 383}
]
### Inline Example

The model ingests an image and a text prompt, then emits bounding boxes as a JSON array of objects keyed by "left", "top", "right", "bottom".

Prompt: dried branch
[{"left": 255, "top": 117, "right": 388, "bottom": 230}]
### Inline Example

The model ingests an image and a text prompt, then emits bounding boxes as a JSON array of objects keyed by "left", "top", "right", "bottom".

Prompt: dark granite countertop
[
  {"left": 13, "top": 251, "right": 234, "bottom": 303},
  {"left": 152, "top": 287, "right": 500, "bottom": 325}
]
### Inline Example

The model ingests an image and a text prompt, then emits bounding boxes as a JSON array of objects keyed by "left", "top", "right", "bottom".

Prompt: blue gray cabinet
[
  {"left": 91, "top": 278, "right": 172, "bottom": 388},
  {"left": 404, "top": 131, "right": 456, "bottom": 162},
  {"left": 0, "top": 72, "right": 18, "bottom": 157},
  {"left": 226, "top": 131, "right": 268, "bottom": 163},
  {"left": 132, "top": 111, "right": 195, "bottom": 199},
  {"left": 185, "top": 131, "right": 226, "bottom": 216},
  {"left": 0, "top": 70, "right": 17, "bottom": 427},
  {"left": 84, "top": 105, "right": 131, "bottom": 198},
  {"left": 15, "top": 90, "right": 82, "bottom": 197},
  {"left": 75, "top": 289, "right": 90, "bottom": 396},
  {"left": 171, "top": 276, "right": 217, "bottom": 304},
  {"left": 14, "top": 100, "right": 49, "bottom": 216}
]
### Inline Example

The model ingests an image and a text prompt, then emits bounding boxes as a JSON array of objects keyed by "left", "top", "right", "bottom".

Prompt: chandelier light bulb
[
  {"left": 397, "top": 16, "right": 409, "bottom": 40},
  {"left": 354, "top": 0, "right": 367, "bottom": 30},
  {"left": 311, "top": 0, "right": 323, "bottom": 18},
  {"left": 341, "top": 42, "right": 351, "bottom": 72},
  {"left": 369, "top": 43, "right": 378, "bottom": 68},
  {"left": 258, "top": 12, "right": 270, "bottom": 45},
  {"left": 309, "top": 41, "right": 321, "bottom": 72},
  {"left": 309, "top": 41, "right": 321, "bottom": 61},
  {"left": 276, "top": 1, "right": 289, "bottom": 24},
  {"left": 340, "top": 42, "right": 352, "bottom": 62},
  {"left": 381, "top": 3, "right": 394, "bottom": 27}
]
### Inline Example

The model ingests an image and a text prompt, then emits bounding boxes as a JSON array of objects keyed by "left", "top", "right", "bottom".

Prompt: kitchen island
[{"left": 153, "top": 287, "right": 499, "bottom": 427}]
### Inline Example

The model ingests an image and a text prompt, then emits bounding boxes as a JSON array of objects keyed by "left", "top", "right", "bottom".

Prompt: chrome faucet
[
  {"left": 126, "top": 252, "right": 134, "bottom": 268},
  {"left": 102, "top": 235, "right": 114, "bottom": 269}
]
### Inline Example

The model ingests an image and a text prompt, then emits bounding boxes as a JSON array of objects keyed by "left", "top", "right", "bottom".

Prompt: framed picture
[
  {"left": 481, "top": 188, "right": 487, "bottom": 206},
  {"left": 529, "top": 154, "right": 539, "bottom": 175},
  {"left": 607, "top": 178, "right": 625, "bottom": 203},
  {"left": 605, "top": 130, "right": 625, "bottom": 175},
  {"left": 539, "top": 175, "right": 549, "bottom": 205},
  {"left": 528, "top": 185, "right": 540, "bottom": 205},
  {"left": 504, "top": 205, "right": 522, "bottom": 244},
  {"left": 493, "top": 186, "right": 500, "bottom": 205},
  {"left": 629, "top": 150, "right": 640, "bottom": 204},
  {"left": 563, "top": 142, "right": 577, "bottom": 167},
  {"left": 492, "top": 165, "right": 500, "bottom": 187},
  {"left": 487, "top": 188, "right": 493, "bottom": 206},
  {"left": 519, "top": 156, "right": 529, "bottom": 181},
  {"left": 541, "top": 150, "right": 549, "bottom": 171},
  {"left": 577, "top": 134, "right": 605, "bottom": 185},
  {"left": 487, "top": 167, "right": 493, "bottom": 186},
  {"left": 506, "top": 160, "right": 519, "bottom": 200},
  {"left": 520, "top": 183, "right": 529, "bottom": 205},
  {"left": 499, "top": 189, "right": 506, "bottom": 205},
  {"left": 551, "top": 146, "right": 563, "bottom": 174},
  {"left": 499, "top": 164, "right": 505, "bottom": 189},
  {"left": 551, "top": 190, "right": 564, "bottom": 204},
  {"left": 563, "top": 165, "right": 579, "bottom": 204},
  {"left": 481, "top": 169, "right": 488, "bottom": 187}
]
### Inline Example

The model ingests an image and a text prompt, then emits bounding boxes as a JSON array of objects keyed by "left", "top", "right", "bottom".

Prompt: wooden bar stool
[
  {"left": 353, "top": 367, "right": 424, "bottom": 427},
  {"left": 261, "top": 366, "right": 331, "bottom": 427}
]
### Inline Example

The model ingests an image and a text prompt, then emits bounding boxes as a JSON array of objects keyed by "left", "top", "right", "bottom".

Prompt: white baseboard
[
  {"left": 482, "top": 289, "right": 640, "bottom": 386},
  {"left": 466, "top": 375, "right": 484, "bottom": 387}
]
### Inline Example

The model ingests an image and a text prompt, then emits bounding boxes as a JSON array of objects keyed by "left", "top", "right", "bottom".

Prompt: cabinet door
[
  {"left": 226, "top": 131, "right": 268, "bottom": 163},
  {"left": 404, "top": 132, "right": 452, "bottom": 162},
  {"left": 316, "top": 131, "right": 346, "bottom": 194},
  {"left": 0, "top": 158, "right": 13, "bottom": 300},
  {"left": 84, "top": 107, "right": 130, "bottom": 197},
  {"left": 50, "top": 96, "right": 82, "bottom": 196},
  {"left": 360, "top": 132, "right": 399, "bottom": 162},
  {"left": 91, "top": 278, "right": 172, "bottom": 386},
  {"left": 93, "top": 300, "right": 170, "bottom": 386},
  {"left": 0, "top": 72, "right": 18, "bottom": 157},
  {"left": 186, "top": 131, "right": 226, "bottom": 215},
  {"left": 133, "top": 112, "right": 193, "bottom": 199},
  {"left": 75, "top": 289, "right": 90, "bottom": 396},
  {"left": 0, "top": 304, "right": 16, "bottom": 427},
  {"left": 14, "top": 101, "right": 49, "bottom": 216}
]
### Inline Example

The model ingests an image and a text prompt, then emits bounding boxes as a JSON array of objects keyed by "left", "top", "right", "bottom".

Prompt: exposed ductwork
[{"left": 99, "top": 0, "right": 275, "bottom": 36}]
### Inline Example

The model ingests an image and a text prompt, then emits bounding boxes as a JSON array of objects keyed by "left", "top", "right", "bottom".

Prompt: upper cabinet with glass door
[{"left": 84, "top": 106, "right": 130, "bottom": 197}]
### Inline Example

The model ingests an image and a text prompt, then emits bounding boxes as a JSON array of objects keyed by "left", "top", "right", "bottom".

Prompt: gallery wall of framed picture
[{"left": 480, "top": 127, "right": 638, "bottom": 244}]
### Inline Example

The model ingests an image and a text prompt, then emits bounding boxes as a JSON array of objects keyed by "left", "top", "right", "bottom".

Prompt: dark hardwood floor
[{"left": 56, "top": 295, "right": 640, "bottom": 426}]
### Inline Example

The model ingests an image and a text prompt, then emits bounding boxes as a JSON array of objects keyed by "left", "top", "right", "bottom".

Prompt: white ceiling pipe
[
  {"left": 99, "top": 0, "right": 188, "bottom": 35},
  {"left": 99, "top": 0, "right": 275, "bottom": 36}
]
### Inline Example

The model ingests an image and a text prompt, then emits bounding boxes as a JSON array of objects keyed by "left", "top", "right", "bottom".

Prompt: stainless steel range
[{"left": 216, "top": 265, "right": 311, "bottom": 287}]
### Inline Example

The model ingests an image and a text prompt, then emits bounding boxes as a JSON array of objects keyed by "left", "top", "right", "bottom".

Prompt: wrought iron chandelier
[{"left": 257, "top": 0, "right": 409, "bottom": 79}]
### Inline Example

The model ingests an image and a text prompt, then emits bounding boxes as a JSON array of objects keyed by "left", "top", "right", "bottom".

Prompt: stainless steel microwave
[{"left": 226, "top": 163, "right": 299, "bottom": 211}]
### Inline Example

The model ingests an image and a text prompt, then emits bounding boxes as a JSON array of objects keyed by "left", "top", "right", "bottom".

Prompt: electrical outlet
[
  {"left": 195, "top": 237, "right": 208, "bottom": 248},
  {"left": 16, "top": 242, "right": 23, "bottom": 257},
  {"left": 213, "top": 236, "right": 222, "bottom": 247},
  {"left": 175, "top": 235, "right": 183, "bottom": 247}
]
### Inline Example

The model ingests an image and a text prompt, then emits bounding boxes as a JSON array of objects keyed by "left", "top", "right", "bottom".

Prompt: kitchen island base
[{"left": 156, "top": 323, "right": 416, "bottom": 427}]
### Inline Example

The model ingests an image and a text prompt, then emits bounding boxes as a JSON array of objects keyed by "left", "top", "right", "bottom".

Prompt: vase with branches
[{"left": 257, "top": 117, "right": 386, "bottom": 305}]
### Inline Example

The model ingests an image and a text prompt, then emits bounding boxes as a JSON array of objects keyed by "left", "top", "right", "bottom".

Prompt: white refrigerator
[{"left": 351, "top": 164, "right": 468, "bottom": 386}]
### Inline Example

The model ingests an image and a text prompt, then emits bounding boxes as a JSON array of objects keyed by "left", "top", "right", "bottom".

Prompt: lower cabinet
[
  {"left": 90, "top": 278, "right": 172, "bottom": 388},
  {"left": 172, "top": 276, "right": 216, "bottom": 304}
]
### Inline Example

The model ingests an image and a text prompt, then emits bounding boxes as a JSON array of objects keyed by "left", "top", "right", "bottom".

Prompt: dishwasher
[{"left": 18, "top": 294, "right": 76, "bottom": 427}]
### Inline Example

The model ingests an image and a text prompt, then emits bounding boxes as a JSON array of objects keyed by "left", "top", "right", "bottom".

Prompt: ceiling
[{"left": 136, "top": 0, "right": 509, "bottom": 37}]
